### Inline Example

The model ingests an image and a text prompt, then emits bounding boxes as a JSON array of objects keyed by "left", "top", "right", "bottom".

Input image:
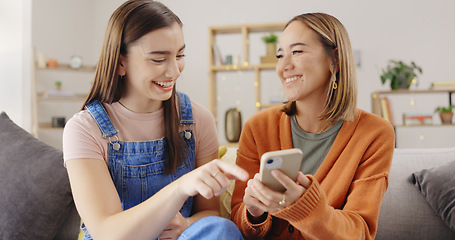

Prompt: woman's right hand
[
  {"left": 176, "top": 159, "right": 249, "bottom": 201},
  {"left": 243, "top": 171, "right": 311, "bottom": 222}
]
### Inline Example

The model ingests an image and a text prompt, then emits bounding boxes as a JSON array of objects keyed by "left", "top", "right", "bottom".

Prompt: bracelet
[{"left": 186, "top": 218, "right": 191, "bottom": 228}]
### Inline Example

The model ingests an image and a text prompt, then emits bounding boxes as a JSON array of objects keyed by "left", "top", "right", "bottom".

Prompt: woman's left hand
[
  {"left": 157, "top": 212, "right": 189, "bottom": 240},
  {"left": 248, "top": 170, "right": 311, "bottom": 213}
]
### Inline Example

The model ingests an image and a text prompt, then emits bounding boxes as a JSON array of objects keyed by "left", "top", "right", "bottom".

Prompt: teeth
[
  {"left": 155, "top": 81, "right": 174, "bottom": 88},
  {"left": 285, "top": 76, "right": 299, "bottom": 83}
]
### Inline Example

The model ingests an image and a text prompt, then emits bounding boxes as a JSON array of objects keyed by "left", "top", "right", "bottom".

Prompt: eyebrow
[
  {"left": 147, "top": 44, "right": 186, "bottom": 55},
  {"left": 277, "top": 42, "right": 308, "bottom": 52}
]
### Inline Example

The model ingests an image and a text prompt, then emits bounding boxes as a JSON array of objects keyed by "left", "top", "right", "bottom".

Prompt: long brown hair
[
  {"left": 281, "top": 13, "right": 357, "bottom": 122},
  {"left": 83, "top": 0, "right": 187, "bottom": 175}
]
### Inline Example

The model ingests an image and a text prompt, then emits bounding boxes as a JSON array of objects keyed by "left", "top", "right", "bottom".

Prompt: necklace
[{"left": 317, "top": 122, "right": 332, "bottom": 134}]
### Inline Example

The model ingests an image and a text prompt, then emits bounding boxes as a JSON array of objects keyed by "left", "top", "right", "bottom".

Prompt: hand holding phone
[{"left": 259, "top": 148, "right": 303, "bottom": 192}]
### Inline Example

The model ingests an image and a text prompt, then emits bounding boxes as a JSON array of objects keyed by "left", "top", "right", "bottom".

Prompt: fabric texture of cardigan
[{"left": 230, "top": 106, "right": 395, "bottom": 240}]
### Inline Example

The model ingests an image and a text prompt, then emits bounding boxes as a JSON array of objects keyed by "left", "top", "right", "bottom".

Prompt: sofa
[
  {"left": 219, "top": 146, "right": 455, "bottom": 240},
  {"left": 1, "top": 111, "right": 454, "bottom": 239},
  {"left": 0, "top": 112, "right": 81, "bottom": 240}
]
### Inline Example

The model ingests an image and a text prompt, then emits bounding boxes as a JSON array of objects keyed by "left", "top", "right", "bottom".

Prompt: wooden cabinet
[
  {"left": 208, "top": 23, "right": 285, "bottom": 120},
  {"left": 371, "top": 89, "right": 455, "bottom": 148},
  {"left": 32, "top": 64, "right": 95, "bottom": 149}
]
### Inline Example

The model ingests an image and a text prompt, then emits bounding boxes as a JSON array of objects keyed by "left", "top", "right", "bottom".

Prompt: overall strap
[
  {"left": 178, "top": 91, "right": 194, "bottom": 125},
  {"left": 85, "top": 100, "right": 119, "bottom": 138}
]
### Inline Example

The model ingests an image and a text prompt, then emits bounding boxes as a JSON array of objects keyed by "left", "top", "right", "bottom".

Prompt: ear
[{"left": 118, "top": 54, "right": 127, "bottom": 76}]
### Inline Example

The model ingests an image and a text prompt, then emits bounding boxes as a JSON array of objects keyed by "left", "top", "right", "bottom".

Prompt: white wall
[
  {"left": 10, "top": 0, "right": 455, "bottom": 143},
  {"left": 162, "top": 0, "right": 455, "bottom": 143},
  {"left": 0, "top": 0, "right": 31, "bottom": 130}
]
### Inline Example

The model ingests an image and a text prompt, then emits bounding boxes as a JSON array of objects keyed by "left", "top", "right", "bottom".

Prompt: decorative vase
[
  {"left": 439, "top": 112, "right": 453, "bottom": 124},
  {"left": 225, "top": 108, "right": 242, "bottom": 142}
]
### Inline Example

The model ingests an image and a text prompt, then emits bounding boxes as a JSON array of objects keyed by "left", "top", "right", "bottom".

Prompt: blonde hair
[{"left": 281, "top": 13, "right": 357, "bottom": 122}]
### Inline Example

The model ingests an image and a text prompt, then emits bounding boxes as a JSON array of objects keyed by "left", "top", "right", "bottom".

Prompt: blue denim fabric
[
  {"left": 82, "top": 92, "right": 196, "bottom": 240},
  {"left": 178, "top": 216, "right": 243, "bottom": 240}
]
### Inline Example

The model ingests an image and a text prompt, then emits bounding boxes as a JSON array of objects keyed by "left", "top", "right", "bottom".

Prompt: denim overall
[
  {"left": 82, "top": 92, "right": 243, "bottom": 240},
  {"left": 82, "top": 92, "right": 194, "bottom": 239}
]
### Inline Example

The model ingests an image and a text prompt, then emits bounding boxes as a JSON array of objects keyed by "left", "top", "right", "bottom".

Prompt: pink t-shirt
[{"left": 63, "top": 100, "right": 219, "bottom": 165}]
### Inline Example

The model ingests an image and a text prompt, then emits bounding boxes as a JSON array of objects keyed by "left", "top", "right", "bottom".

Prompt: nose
[
  {"left": 277, "top": 55, "right": 294, "bottom": 73},
  {"left": 164, "top": 58, "right": 181, "bottom": 79}
]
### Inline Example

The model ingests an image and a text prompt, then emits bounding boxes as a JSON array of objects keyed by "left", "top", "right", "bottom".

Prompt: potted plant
[
  {"left": 380, "top": 60, "right": 422, "bottom": 90},
  {"left": 54, "top": 81, "right": 62, "bottom": 91},
  {"left": 434, "top": 105, "right": 454, "bottom": 124},
  {"left": 262, "top": 33, "right": 278, "bottom": 57}
]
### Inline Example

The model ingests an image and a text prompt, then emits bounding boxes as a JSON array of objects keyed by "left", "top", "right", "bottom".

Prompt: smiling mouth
[
  {"left": 154, "top": 80, "right": 174, "bottom": 88},
  {"left": 285, "top": 76, "right": 300, "bottom": 83}
]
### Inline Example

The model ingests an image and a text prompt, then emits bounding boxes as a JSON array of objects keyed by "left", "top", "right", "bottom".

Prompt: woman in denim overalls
[{"left": 63, "top": 1, "right": 248, "bottom": 239}]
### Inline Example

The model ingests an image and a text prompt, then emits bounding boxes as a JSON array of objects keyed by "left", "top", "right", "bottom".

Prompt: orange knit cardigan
[{"left": 231, "top": 107, "right": 395, "bottom": 240}]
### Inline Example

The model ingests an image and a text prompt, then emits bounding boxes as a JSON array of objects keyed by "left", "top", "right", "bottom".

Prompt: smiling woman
[
  {"left": 230, "top": 12, "right": 395, "bottom": 240},
  {"left": 62, "top": 1, "right": 247, "bottom": 240}
]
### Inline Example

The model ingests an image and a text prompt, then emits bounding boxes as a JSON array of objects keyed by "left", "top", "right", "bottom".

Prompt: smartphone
[{"left": 259, "top": 148, "right": 303, "bottom": 192}]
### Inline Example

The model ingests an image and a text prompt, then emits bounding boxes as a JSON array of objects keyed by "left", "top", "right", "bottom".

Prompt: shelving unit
[
  {"left": 32, "top": 64, "right": 95, "bottom": 149},
  {"left": 371, "top": 89, "right": 455, "bottom": 148},
  {"left": 208, "top": 23, "right": 285, "bottom": 119}
]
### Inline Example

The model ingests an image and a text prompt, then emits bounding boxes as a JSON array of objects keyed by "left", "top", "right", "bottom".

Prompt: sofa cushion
[
  {"left": 0, "top": 112, "right": 77, "bottom": 239},
  {"left": 219, "top": 146, "right": 238, "bottom": 219},
  {"left": 376, "top": 148, "right": 455, "bottom": 240},
  {"left": 411, "top": 160, "right": 455, "bottom": 231}
]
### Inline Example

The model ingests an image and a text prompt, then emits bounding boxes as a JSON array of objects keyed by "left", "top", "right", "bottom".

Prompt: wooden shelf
[
  {"left": 372, "top": 88, "right": 455, "bottom": 116},
  {"left": 371, "top": 88, "right": 455, "bottom": 148},
  {"left": 38, "top": 122, "right": 64, "bottom": 130},
  {"left": 208, "top": 23, "right": 285, "bottom": 118},
  {"left": 209, "top": 23, "right": 285, "bottom": 34},
  {"left": 35, "top": 64, "right": 96, "bottom": 72},
  {"left": 32, "top": 61, "right": 95, "bottom": 146},
  {"left": 373, "top": 89, "right": 455, "bottom": 95},
  {"left": 37, "top": 92, "right": 87, "bottom": 101}
]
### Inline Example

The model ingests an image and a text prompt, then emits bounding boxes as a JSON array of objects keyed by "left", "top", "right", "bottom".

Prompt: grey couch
[{"left": 376, "top": 147, "right": 455, "bottom": 239}]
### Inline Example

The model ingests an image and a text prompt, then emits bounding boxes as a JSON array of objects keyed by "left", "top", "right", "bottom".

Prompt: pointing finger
[{"left": 214, "top": 159, "right": 249, "bottom": 181}]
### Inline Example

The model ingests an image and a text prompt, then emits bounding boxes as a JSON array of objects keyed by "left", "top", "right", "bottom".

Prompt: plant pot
[
  {"left": 266, "top": 43, "right": 276, "bottom": 57},
  {"left": 439, "top": 112, "right": 453, "bottom": 124},
  {"left": 392, "top": 73, "right": 411, "bottom": 90}
]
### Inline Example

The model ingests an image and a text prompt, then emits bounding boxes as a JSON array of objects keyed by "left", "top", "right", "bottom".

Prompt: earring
[{"left": 332, "top": 73, "right": 338, "bottom": 90}]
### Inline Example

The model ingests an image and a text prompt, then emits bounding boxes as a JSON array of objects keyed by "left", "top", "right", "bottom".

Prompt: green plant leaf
[
  {"left": 262, "top": 33, "right": 278, "bottom": 43},
  {"left": 380, "top": 60, "right": 422, "bottom": 89}
]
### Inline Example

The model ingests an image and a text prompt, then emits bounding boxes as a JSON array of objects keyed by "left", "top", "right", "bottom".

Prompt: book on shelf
[
  {"left": 372, "top": 95, "right": 382, "bottom": 117},
  {"left": 211, "top": 43, "right": 224, "bottom": 66},
  {"left": 431, "top": 81, "right": 455, "bottom": 90},
  {"left": 402, "top": 113, "right": 433, "bottom": 126},
  {"left": 380, "top": 97, "right": 394, "bottom": 125}
]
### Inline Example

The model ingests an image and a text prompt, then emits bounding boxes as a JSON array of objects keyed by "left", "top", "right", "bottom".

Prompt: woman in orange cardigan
[{"left": 230, "top": 13, "right": 395, "bottom": 240}]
